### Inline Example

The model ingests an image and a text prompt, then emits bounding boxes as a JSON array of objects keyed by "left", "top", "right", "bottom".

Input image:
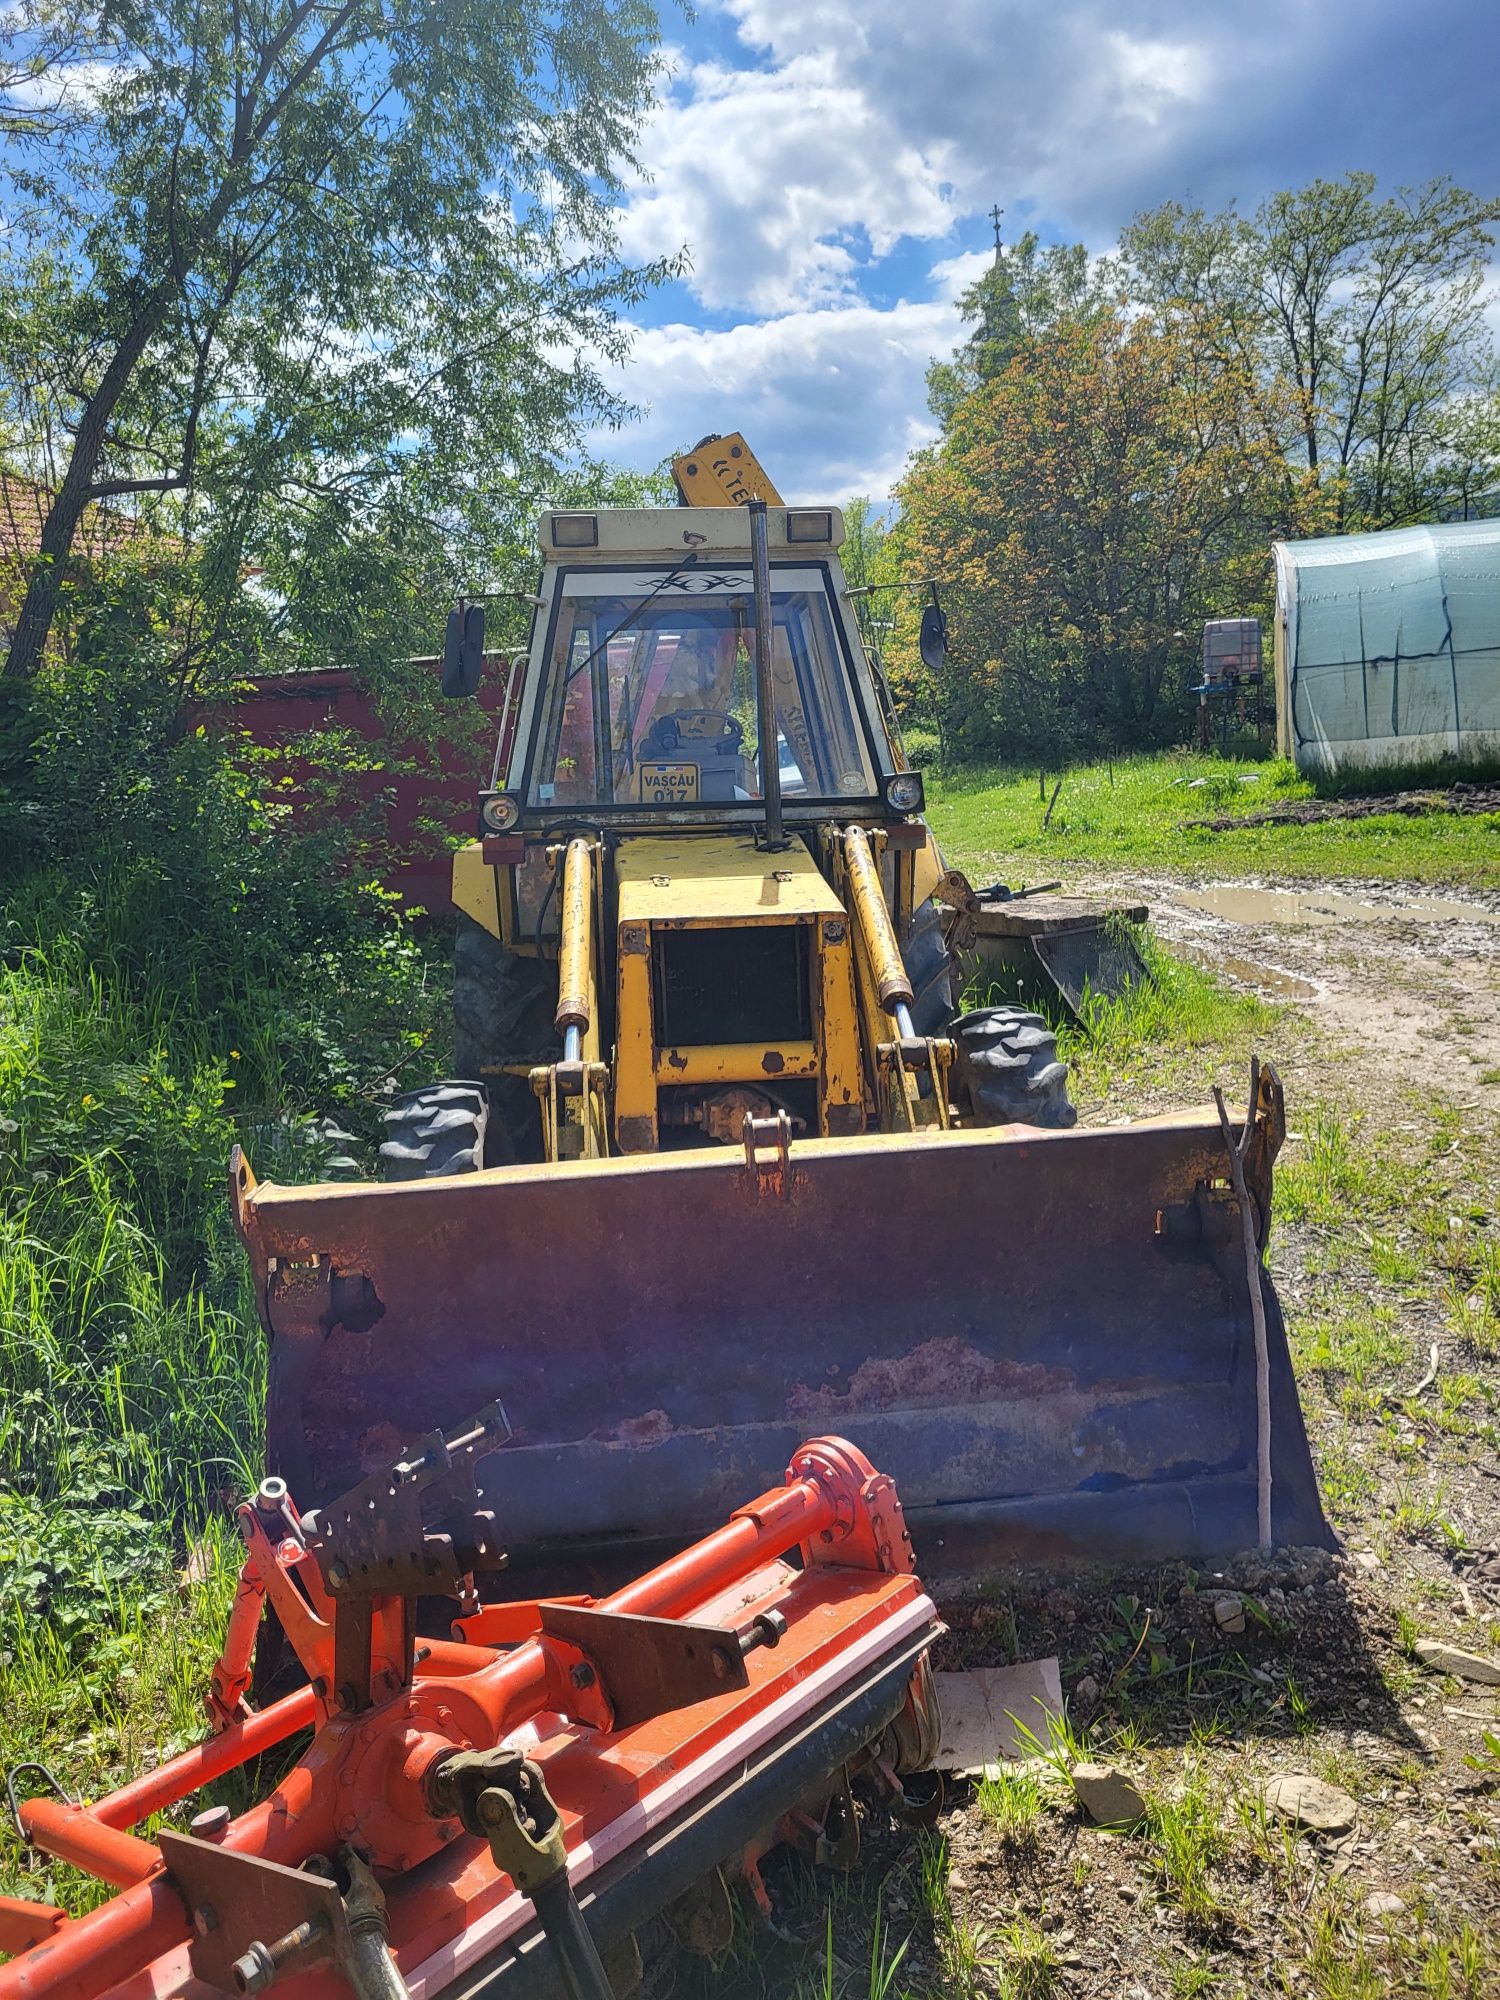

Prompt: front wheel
[{"left": 951, "top": 1007, "right": 1077, "bottom": 1129}]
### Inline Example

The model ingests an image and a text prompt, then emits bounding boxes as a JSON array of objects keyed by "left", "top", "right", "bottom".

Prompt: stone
[
  {"left": 1070, "top": 1764, "right": 1146, "bottom": 1826},
  {"left": 1213, "top": 1594, "right": 1247, "bottom": 1635},
  {"left": 1073, "top": 1675, "right": 1100, "bottom": 1711},
  {"left": 1262, "top": 1773, "right": 1358, "bottom": 1835},
  {"left": 1413, "top": 1639, "right": 1500, "bottom": 1685},
  {"left": 1364, "top": 1891, "right": 1406, "bottom": 1919},
  {"left": 1353, "top": 1550, "right": 1380, "bottom": 1571}
]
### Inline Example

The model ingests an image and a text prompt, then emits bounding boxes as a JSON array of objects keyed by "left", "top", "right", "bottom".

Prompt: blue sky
[{"left": 589, "top": 0, "right": 1500, "bottom": 506}]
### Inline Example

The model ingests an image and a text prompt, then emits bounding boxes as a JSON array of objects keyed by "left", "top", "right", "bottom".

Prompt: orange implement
[{"left": 3, "top": 1435, "right": 940, "bottom": 2000}]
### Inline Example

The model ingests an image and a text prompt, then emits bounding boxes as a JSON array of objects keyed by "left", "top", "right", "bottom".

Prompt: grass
[
  {"left": 1143, "top": 1761, "right": 1233, "bottom": 1937},
  {"left": 0, "top": 817, "right": 441, "bottom": 1918},
  {"left": 927, "top": 749, "right": 1500, "bottom": 889}
]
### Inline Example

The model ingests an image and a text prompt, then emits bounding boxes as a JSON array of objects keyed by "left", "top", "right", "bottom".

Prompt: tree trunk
[{"left": 4, "top": 297, "right": 173, "bottom": 682}]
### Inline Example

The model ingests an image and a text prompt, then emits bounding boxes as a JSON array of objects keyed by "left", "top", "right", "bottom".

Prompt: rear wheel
[
  {"left": 451, "top": 913, "right": 558, "bottom": 1165},
  {"left": 378, "top": 1082, "right": 489, "bottom": 1179},
  {"left": 951, "top": 1007, "right": 1077, "bottom": 1129},
  {"left": 902, "top": 893, "right": 956, "bottom": 1037}
]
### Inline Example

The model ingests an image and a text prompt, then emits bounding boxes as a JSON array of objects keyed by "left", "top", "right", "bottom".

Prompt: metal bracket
[
  {"left": 160, "top": 1833, "right": 341, "bottom": 1992},
  {"left": 742, "top": 1109, "right": 793, "bottom": 1197},
  {"left": 537, "top": 1602, "right": 764, "bottom": 1724},
  {"left": 301, "top": 1403, "right": 511, "bottom": 1712},
  {"left": 304, "top": 1403, "right": 511, "bottom": 1603},
  {"left": 160, "top": 1835, "right": 401, "bottom": 2000}
]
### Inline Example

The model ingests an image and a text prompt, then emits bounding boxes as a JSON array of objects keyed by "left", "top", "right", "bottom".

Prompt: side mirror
[
  {"left": 919, "top": 599, "right": 948, "bottom": 672},
  {"left": 441, "top": 603, "right": 486, "bottom": 698}
]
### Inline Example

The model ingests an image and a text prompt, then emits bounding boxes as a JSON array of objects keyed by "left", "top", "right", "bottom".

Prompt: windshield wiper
[{"left": 563, "top": 554, "right": 700, "bottom": 692}]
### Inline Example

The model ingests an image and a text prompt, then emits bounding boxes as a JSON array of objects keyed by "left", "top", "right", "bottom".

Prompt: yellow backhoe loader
[{"left": 232, "top": 435, "right": 1330, "bottom": 1589}]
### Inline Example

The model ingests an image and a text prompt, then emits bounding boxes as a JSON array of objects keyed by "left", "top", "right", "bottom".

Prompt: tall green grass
[{"left": 0, "top": 810, "right": 442, "bottom": 1903}]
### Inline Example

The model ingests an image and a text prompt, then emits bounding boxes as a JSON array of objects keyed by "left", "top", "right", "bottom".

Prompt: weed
[
  {"left": 920, "top": 1838, "right": 993, "bottom": 1997},
  {"left": 1144, "top": 1762, "right": 1233, "bottom": 1937},
  {"left": 975, "top": 1766, "right": 1047, "bottom": 1854},
  {"left": 993, "top": 1914, "right": 1059, "bottom": 1999},
  {"left": 1167, "top": 1957, "right": 1220, "bottom": 1998}
]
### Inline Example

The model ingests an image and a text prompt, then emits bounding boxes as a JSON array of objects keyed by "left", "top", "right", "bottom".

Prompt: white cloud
[
  {"left": 615, "top": 47, "right": 955, "bottom": 314},
  {"left": 591, "top": 292, "right": 965, "bottom": 503},
  {"left": 601, "top": 0, "right": 1500, "bottom": 506}
]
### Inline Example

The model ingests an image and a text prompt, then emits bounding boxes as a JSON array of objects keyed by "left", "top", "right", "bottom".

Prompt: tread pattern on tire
[
  {"left": 952, "top": 1006, "right": 1077, "bottom": 1129},
  {"left": 902, "top": 893, "right": 956, "bottom": 1038},
  {"left": 378, "top": 1082, "right": 489, "bottom": 1180},
  {"left": 451, "top": 914, "right": 559, "bottom": 1165}
]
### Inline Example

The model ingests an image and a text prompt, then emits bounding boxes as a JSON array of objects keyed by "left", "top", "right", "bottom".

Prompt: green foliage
[
  {"left": 1123, "top": 174, "right": 1500, "bottom": 533},
  {"left": 896, "top": 175, "right": 1500, "bottom": 765},
  {"left": 895, "top": 303, "right": 1294, "bottom": 760},
  {"left": 0, "top": 0, "right": 679, "bottom": 686},
  {"left": 0, "top": 682, "right": 447, "bottom": 1875}
]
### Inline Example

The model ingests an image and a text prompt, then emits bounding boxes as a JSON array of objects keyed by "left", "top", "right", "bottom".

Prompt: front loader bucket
[{"left": 235, "top": 1110, "right": 1332, "bottom": 1589}]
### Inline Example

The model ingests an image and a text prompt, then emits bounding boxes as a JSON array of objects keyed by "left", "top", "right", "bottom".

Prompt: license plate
[{"left": 640, "top": 761, "right": 700, "bottom": 804}]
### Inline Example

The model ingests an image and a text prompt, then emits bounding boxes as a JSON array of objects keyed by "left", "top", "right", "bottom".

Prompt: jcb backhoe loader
[{"left": 232, "top": 436, "right": 1331, "bottom": 1588}]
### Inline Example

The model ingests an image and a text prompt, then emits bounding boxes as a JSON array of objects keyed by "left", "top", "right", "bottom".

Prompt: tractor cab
[
  {"left": 447, "top": 501, "right": 944, "bottom": 1165},
  {"left": 495, "top": 505, "right": 911, "bottom": 826}
]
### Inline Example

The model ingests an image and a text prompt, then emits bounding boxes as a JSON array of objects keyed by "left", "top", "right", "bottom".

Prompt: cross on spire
[{"left": 989, "top": 203, "right": 1004, "bottom": 259}]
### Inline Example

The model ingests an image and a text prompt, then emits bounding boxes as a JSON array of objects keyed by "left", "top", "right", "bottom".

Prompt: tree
[
  {"left": 0, "top": 0, "right": 675, "bottom": 686},
  {"left": 1123, "top": 176, "right": 1500, "bottom": 531},
  {"left": 925, "top": 232, "right": 1111, "bottom": 428},
  {"left": 894, "top": 307, "right": 1294, "bottom": 758}
]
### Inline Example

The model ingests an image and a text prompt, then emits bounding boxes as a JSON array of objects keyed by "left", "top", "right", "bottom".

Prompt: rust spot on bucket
[{"left": 786, "top": 1337, "right": 1074, "bottom": 1418}]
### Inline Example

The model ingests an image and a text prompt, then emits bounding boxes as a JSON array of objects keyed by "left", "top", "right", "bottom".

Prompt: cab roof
[{"left": 537, "top": 505, "right": 845, "bottom": 561}]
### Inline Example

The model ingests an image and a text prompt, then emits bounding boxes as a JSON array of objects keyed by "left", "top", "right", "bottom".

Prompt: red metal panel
[{"left": 199, "top": 660, "right": 518, "bottom": 918}]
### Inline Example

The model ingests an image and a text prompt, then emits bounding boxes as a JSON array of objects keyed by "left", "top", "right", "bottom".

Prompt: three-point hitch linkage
[{"left": 2, "top": 1411, "right": 941, "bottom": 2000}]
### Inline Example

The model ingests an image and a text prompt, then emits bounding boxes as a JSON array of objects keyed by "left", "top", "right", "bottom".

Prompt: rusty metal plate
[
  {"left": 242, "top": 1113, "right": 1333, "bottom": 1582},
  {"left": 158, "top": 1831, "right": 338, "bottom": 1989},
  {"left": 538, "top": 1603, "right": 749, "bottom": 1724}
]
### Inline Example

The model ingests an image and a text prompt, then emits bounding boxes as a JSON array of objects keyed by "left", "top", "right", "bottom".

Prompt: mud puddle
[
  {"left": 1175, "top": 884, "right": 1500, "bottom": 926},
  {"left": 1208, "top": 953, "right": 1318, "bottom": 999}
]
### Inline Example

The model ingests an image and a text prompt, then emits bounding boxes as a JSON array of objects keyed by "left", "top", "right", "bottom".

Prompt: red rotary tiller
[{"left": 1, "top": 1411, "right": 940, "bottom": 2000}]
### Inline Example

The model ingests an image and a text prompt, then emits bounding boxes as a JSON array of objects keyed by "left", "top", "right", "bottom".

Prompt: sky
[{"left": 590, "top": 0, "right": 1500, "bottom": 507}]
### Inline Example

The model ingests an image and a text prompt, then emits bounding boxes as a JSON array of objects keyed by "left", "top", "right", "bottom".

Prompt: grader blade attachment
[{"left": 236, "top": 1109, "right": 1331, "bottom": 1588}]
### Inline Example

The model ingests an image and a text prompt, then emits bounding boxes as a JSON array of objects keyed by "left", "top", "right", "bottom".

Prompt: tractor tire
[
  {"left": 451, "top": 913, "right": 559, "bottom": 1165},
  {"left": 951, "top": 1007, "right": 1077, "bottom": 1129},
  {"left": 903, "top": 893, "right": 956, "bottom": 1037},
  {"left": 378, "top": 1082, "right": 489, "bottom": 1179}
]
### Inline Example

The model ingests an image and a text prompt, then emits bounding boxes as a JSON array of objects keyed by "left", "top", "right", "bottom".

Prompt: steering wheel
[{"left": 645, "top": 709, "right": 745, "bottom": 752}]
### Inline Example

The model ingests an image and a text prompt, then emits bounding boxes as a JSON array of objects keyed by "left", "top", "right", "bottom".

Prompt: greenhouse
[{"left": 1272, "top": 517, "right": 1500, "bottom": 777}]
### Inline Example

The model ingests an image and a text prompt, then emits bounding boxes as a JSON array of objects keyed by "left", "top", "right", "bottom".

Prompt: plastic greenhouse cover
[{"left": 1274, "top": 518, "right": 1500, "bottom": 775}]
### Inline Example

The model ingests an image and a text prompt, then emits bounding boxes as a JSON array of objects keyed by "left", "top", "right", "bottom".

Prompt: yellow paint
[
  {"left": 614, "top": 928, "right": 657, "bottom": 1153},
  {"left": 655, "top": 1042, "right": 818, "bottom": 1086},
  {"left": 815, "top": 917, "right": 866, "bottom": 1135},
  {"left": 452, "top": 843, "right": 503, "bottom": 939},
  {"left": 913, "top": 828, "right": 944, "bottom": 909},
  {"left": 616, "top": 834, "right": 841, "bottom": 926},
  {"left": 670, "top": 433, "right": 783, "bottom": 508},
  {"left": 843, "top": 826, "right": 912, "bottom": 1009},
  {"left": 554, "top": 838, "right": 595, "bottom": 1034}
]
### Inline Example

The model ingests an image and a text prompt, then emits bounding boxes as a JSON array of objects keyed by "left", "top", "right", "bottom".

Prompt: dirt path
[{"left": 1086, "top": 867, "right": 1500, "bottom": 1117}]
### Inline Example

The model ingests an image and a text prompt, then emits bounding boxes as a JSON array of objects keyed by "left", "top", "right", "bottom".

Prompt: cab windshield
[{"left": 525, "top": 564, "right": 878, "bottom": 809}]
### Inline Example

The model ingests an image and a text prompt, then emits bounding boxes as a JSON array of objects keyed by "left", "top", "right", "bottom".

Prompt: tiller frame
[{"left": 1, "top": 1418, "right": 940, "bottom": 2000}]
